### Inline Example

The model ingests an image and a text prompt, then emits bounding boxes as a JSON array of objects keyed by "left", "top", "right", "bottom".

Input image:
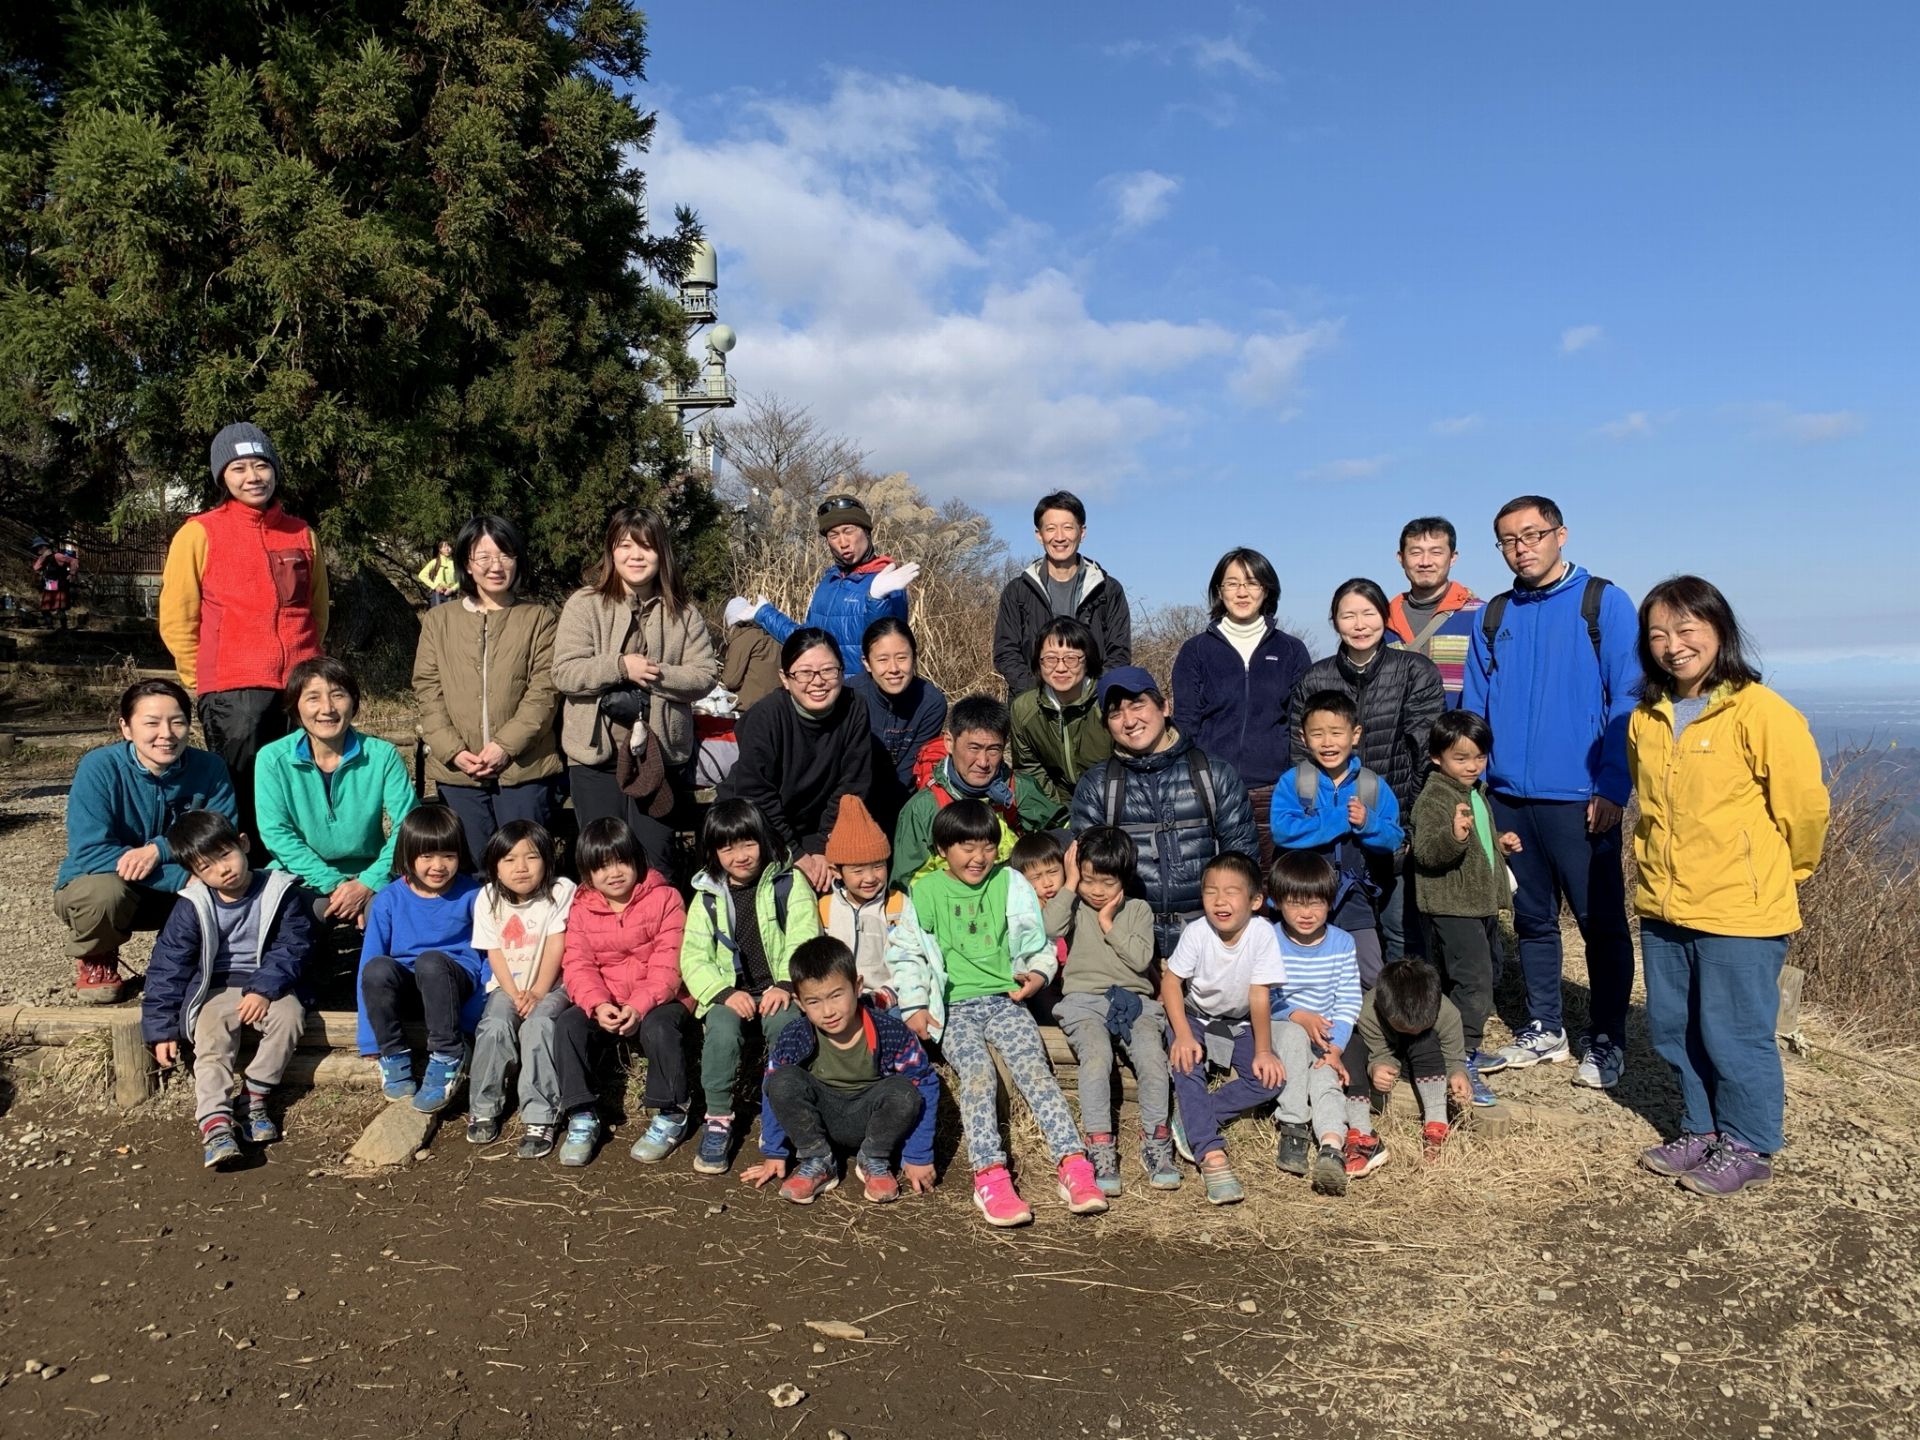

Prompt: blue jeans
[
  {"left": 1639, "top": 920, "right": 1787, "bottom": 1154},
  {"left": 1491, "top": 796, "right": 1634, "bottom": 1038}
]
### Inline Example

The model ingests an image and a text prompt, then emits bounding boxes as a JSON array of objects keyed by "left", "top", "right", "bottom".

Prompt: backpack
[
  {"left": 1294, "top": 763, "right": 1381, "bottom": 817},
  {"left": 1102, "top": 747, "right": 1221, "bottom": 853},
  {"left": 1481, "top": 575, "right": 1608, "bottom": 681},
  {"left": 702, "top": 870, "right": 795, "bottom": 961}
]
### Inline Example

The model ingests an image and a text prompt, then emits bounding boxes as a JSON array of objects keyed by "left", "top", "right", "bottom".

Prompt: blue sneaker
[
  {"left": 1466, "top": 1054, "right": 1499, "bottom": 1108},
  {"left": 1489, "top": 1022, "right": 1570, "bottom": 1071},
  {"left": 378, "top": 1054, "right": 416, "bottom": 1102},
  {"left": 201, "top": 1122, "right": 242, "bottom": 1169},
  {"left": 629, "top": 1112, "right": 691, "bottom": 1164},
  {"left": 558, "top": 1110, "right": 600, "bottom": 1167},
  {"left": 693, "top": 1120, "right": 734, "bottom": 1175},
  {"left": 236, "top": 1098, "right": 279, "bottom": 1145},
  {"left": 1169, "top": 1106, "right": 1194, "bottom": 1164},
  {"left": 411, "top": 1047, "right": 468, "bottom": 1114}
]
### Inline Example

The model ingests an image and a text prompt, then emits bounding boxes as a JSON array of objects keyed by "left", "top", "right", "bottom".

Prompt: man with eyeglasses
[
  {"left": 993, "top": 490, "right": 1133, "bottom": 696},
  {"left": 732, "top": 495, "right": 918, "bottom": 679},
  {"left": 1386, "top": 517, "right": 1485, "bottom": 701},
  {"left": 1464, "top": 496, "right": 1639, "bottom": 1091}
]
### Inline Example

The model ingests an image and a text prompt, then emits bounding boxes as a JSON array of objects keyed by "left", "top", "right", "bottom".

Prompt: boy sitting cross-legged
[
  {"left": 742, "top": 937, "right": 942, "bottom": 1205},
  {"left": 143, "top": 810, "right": 315, "bottom": 1169}
]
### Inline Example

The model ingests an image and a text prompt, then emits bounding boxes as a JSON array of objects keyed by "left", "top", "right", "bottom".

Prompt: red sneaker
[
  {"left": 1343, "top": 1128, "right": 1390, "bottom": 1177},
  {"left": 854, "top": 1159, "right": 900, "bottom": 1205},
  {"left": 1422, "top": 1121, "right": 1451, "bottom": 1158},
  {"left": 1056, "top": 1153, "right": 1110, "bottom": 1215},
  {"left": 75, "top": 957, "right": 125, "bottom": 1004},
  {"left": 778, "top": 1157, "right": 839, "bottom": 1204}
]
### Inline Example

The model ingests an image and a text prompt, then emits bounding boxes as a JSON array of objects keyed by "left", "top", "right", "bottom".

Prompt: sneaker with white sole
[
  {"left": 1573, "top": 1033, "right": 1624, "bottom": 1090},
  {"left": 1491, "top": 1022, "right": 1570, "bottom": 1070}
]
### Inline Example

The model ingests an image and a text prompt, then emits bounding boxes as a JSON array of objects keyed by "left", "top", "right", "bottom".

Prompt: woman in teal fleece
[
  {"left": 254, "top": 657, "right": 416, "bottom": 932},
  {"left": 54, "top": 678, "right": 237, "bottom": 1003}
]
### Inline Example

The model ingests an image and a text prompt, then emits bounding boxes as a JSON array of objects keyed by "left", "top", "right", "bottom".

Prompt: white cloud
[
  {"left": 1430, "top": 413, "right": 1483, "bottom": 436},
  {"left": 1185, "top": 35, "right": 1275, "bottom": 81},
  {"left": 1560, "top": 324, "right": 1604, "bottom": 354},
  {"left": 1299, "top": 454, "right": 1392, "bottom": 483},
  {"left": 1777, "top": 409, "right": 1865, "bottom": 443},
  {"left": 1103, "top": 170, "right": 1181, "bottom": 230},
  {"left": 647, "top": 71, "right": 1337, "bottom": 500},
  {"left": 1595, "top": 410, "right": 1654, "bottom": 440}
]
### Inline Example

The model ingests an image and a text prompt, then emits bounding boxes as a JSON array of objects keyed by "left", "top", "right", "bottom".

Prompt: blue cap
[{"left": 1096, "top": 665, "right": 1161, "bottom": 709}]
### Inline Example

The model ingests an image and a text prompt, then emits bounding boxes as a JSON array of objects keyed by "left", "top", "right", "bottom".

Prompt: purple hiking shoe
[
  {"left": 1678, "top": 1141, "right": 1773, "bottom": 1197},
  {"left": 1640, "top": 1132, "right": 1718, "bottom": 1178}
]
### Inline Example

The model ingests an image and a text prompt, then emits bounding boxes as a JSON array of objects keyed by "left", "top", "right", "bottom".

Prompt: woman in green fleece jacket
[{"left": 254, "top": 657, "right": 417, "bottom": 936}]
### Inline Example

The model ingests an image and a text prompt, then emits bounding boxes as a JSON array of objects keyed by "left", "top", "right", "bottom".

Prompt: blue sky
[{"left": 638, "top": 3, "right": 1918, "bottom": 683}]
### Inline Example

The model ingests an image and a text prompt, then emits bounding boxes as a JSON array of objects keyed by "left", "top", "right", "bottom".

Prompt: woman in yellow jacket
[{"left": 1628, "top": 576, "right": 1828, "bottom": 1198}]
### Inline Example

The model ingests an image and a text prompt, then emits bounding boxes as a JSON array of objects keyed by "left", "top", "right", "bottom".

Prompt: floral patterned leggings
[{"left": 942, "top": 994, "right": 1084, "bottom": 1173}]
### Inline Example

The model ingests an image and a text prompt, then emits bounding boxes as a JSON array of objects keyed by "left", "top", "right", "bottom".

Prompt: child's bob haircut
[
  {"left": 1375, "top": 958, "right": 1443, "bottom": 1034},
  {"left": 1007, "top": 830, "right": 1066, "bottom": 876},
  {"left": 394, "top": 802, "right": 471, "bottom": 877},
  {"left": 576, "top": 816, "right": 647, "bottom": 880},
  {"left": 1428, "top": 708, "right": 1494, "bottom": 758},
  {"left": 1075, "top": 825, "right": 1139, "bottom": 887},
  {"left": 1201, "top": 849, "right": 1262, "bottom": 894},
  {"left": 930, "top": 797, "right": 999, "bottom": 851},
  {"left": 699, "top": 798, "right": 783, "bottom": 880},
  {"left": 1297, "top": 689, "right": 1360, "bottom": 728},
  {"left": 480, "top": 819, "right": 559, "bottom": 904},
  {"left": 790, "top": 935, "right": 860, "bottom": 991},
  {"left": 168, "top": 809, "right": 245, "bottom": 873},
  {"left": 1266, "top": 850, "right": 1339, "bottom": 906}
]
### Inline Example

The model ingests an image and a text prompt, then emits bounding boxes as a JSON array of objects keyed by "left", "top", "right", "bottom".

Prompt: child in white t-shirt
[
  {"left": 467, "top": 820, "right": 577, "bottom": 1146},
  {"left": 1160, "top": 852, "right": 1288, "bottom": 1206}
]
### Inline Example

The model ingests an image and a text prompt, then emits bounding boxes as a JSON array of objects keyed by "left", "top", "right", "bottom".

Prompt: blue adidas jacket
[
  {"left": 758, "top": 999, "right": 941, "bottom": 1166},
  {"left": 756, "top": 555, "right": 909, "bottom": 679},
  {"left": 1460, "top": 564, "right": 1639, "bottom": 806}
]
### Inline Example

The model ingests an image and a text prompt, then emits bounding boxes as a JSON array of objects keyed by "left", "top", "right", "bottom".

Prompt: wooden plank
[
  {"left": 110, "top": 1016, "right": 155, "bottom": 1108},
  {"left": 1776, "top": 964, "right": 1806, "bottom": 1036},
  {"left": 0, "top": 1003, "right": 140, "bottom": 1043}
]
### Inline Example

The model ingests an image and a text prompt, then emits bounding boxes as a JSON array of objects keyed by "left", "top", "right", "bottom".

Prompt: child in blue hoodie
[{"left": 1269, "top": 689, "right": 1404, "bottom": 988}]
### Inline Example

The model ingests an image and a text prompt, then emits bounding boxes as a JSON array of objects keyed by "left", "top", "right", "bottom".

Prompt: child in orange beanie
[{"left": 817, "top": 796, "right": 905, "bottom": 1008}]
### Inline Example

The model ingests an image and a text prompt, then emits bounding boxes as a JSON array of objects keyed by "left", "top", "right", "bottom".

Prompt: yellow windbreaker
[{"left": 1627, "top": 683, "right": 1829, "bottom": 936}]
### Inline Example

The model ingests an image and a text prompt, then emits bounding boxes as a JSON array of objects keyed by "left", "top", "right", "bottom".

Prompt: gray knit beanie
[{"left": 208, "top": 422, "right": 281, "bottom": 486}]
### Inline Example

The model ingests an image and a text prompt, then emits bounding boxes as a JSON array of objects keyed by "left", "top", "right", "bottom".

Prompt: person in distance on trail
[{"left": 993, "top": 490, "right": 1132, "bottom": 697}]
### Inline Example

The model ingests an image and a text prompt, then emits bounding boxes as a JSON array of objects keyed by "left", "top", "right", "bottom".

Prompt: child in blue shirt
[
  {"left": 357, "top": 804, "right": 486, "bottom": 1114},
  {"left": 1269, "top": 689, "right": 1404, "bottom": 988}
]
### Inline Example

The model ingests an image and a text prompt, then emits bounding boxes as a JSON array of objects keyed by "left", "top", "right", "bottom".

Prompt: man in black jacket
[{"left": 993, "top": 490, "right": 1133, "bottom": 696}]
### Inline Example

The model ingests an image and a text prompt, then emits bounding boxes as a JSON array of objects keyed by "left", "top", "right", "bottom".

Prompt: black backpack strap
[
  {"left": 1481, "top": 592, "right": 1511, "bottom": 675},
  {"left": 1185, "top": 747, "right": 1220, "bottom": 852},
  {"left": 772, "top": 869, "right": 792, "bottom": 932},
  {"left": 1581, "top": 576, "right": 1608, "bottom": 661},
  {"left": 1103, "top": 759, "right": 1125, "bottom": 828}
]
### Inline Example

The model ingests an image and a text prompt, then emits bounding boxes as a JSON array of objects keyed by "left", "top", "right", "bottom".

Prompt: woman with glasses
[
  {"left": 1167, "top": 550, "right": 1312, "bottom": 869},
  {"left": 715, "top": 627, "right": 876, "bottom": 894},
  {"left": 412, "top": 515, "right": 562, "bottom": 871},
  {"left": 731, "top": 494, "right": 918, "bottom": 679},
  {"left": 554, "top": 508, "right": 718, "bottom": 879},
  {"left": 1009, "top": 616, "right": 1113, "bottom": 829}
]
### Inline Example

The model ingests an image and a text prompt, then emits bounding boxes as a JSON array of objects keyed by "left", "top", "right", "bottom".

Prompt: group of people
[{"left": 54, "top": 419, "right": 1832, "bottom": 1214}]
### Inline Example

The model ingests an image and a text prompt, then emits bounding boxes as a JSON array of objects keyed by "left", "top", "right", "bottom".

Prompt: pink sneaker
[
  {"left": 972, "top": 1164, "right": 1033, "bottom": 1228},
  {"left": 1056, "top": 1153, "right": 1110, "bottom": 1215}
]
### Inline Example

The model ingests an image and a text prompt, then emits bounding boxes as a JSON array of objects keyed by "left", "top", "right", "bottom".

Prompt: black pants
[
  {"left": 198, "top": 687, "right": 290, "bottom": 855},
  {"left": 360, "top": 951, "right": 475, "bottom": 1057},
  {"left": 764, "top": 1067, "right": 923, "bottom": 1164},
  {"left": 1423, "top": 913, "right": 1499, "bottom": 1054},
  {"left": 1343, "top": 1021, "right": 1447, "bottom": 1100},
  {"left": 440, "top": 779, "right": 554, "bottom": 876},
  {"left": 568, "top": 763, "right": 676, "bottom": 881},
  {"left": 551, "top": 1001, "right": 696, "bottom": 1114}
]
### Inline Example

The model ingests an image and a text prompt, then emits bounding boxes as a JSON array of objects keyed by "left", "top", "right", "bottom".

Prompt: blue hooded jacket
[
  {"left": 56, "top": 743, "right": 237, "bottom": 893},
  {"left": 1460, "top": 564, "right": 1639, "bottom": 805},
  {"left": 756, "top": 553, "right": 909, "bottom": 679}
]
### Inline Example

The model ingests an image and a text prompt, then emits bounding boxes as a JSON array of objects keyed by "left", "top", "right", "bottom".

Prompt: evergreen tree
[{"left": 0, "top": 1, "right": 723, "bottom": 595}]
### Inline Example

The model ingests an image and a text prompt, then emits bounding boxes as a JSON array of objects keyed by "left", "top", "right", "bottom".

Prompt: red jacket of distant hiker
[
  {"left": 560, "top": 871, "right": 691, "bottom": 1018},
  {"left": 159, "top": 500, "right": 329, "bottom": 695}
]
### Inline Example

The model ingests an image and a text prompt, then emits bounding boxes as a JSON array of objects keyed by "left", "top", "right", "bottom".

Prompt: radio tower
[{"left": 660, "top": 239, "right": 737, "bottom": 476}]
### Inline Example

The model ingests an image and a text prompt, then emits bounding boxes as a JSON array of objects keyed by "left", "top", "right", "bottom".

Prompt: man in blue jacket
[
  {"left": 734, "top": 495, "right": 917, "bottom": 678},
  {"left": 1462, "top": 496, "right": 1639, "bottom": 1089}
]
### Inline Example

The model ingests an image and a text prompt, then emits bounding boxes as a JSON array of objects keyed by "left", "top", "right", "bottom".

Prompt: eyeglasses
[
  {"left": 816, "top": 496, "right": 863, "bottom": 518},
  {"left": 1219, "top": 579, "right": 1264, "bottom": 594},
  {"left": 1039, "top": 654, "right": 1085, "bottom": 670},
  {"left": 1495, "top": 526, "right": 1561, "bottom": 553},
  {"left": 787, "top": 666, "right": 842, "bottom": 687}
]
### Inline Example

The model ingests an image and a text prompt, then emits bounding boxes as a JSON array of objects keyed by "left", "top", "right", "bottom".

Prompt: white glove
[
  {"left": 725, "top": 597, "right": 755, "bottom": 628},
  {"left": 868, "top": 562, "right": 919, "bottom": 600}
]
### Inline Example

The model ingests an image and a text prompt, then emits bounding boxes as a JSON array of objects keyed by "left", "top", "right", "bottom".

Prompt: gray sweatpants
[
  {"left": 471, "top": 986, "right": 572, "bottom": 1126},
  {"left": 192, "top": 987, "right": 306, "bottom": 1122},
  {"left": 1271, "top": 1019, "right": 1345, "bottom": 1143},
  {"left": 1054, "top": 990, "right": 1172, "bottom": 1135}
]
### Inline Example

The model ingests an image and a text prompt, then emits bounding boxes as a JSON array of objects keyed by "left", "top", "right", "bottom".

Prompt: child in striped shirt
[{"left": 1265, "top": 851, "right": 1362, "bottom": 1196}]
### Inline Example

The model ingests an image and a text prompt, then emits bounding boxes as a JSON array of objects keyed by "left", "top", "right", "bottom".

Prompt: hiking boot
[
  {"left": 75, "top": 956, "right": 125, "bottom": 1005},
  {"left": 1422, "top": 1120, "right": 1451, "bottom": 1158},
  {"left": 201, "top": 1122, "right": 242, "bottom": 1170},
  {"left": 779, "top": 1156, "right": 840, "bottom": 1205},
  {"left": 1085, "top": 1134, "right": 1124, "bottom": 1197},
  {"left": 1056, "top": 1154, "right": 1110, "bottom": 1215},
  {"left": 1311, "top": 1142, "right": 1348, "bottom": 1196},
  {"left": 516, "top": 1123, "right": 556, "bottom": 1160},
  {"left": 466, "top": 1116, "right": 501, "bottom": 1145},
  {"left": 693, "top": 1120, "right": 734, "bottom": 1175},
  {"left": 1274, "top": 1121, "right": 1314, "bottom": 1176},
  {"left": 628, "top": 1112, "right": 691, "bottom": 1164},
  {"left": 378, "top": 1054, "right": 416, "bottom": 1102},
  {"left": 411, "top": 1047, "right": 469, "bottom": 1114},
  {"left": 1490, "top": 1022, "right": 1570, "bottom": 1071},
  {"left": 1343, "top": 1129, "right": 1389, "bottom": 1177},
  {"left": 1678, "top": 1141, "right": 1773, "bottom": 1198},
  {"left": 1139, "top": 1126, "right": 1183, "bottom": 1190},
  {"left": 854, "top": 1155, "right": 900, "bottom": 1204},
  {"left": 1466, "top": 1054, "right": 1499, "bottom": 1107},
  {"left": 558, "top": 1110, "right": 600, "bottom": 1167},
  {"left": 235, "top": 1094, "right": 279, "bottom": 1146},
  {"left": 1573, "top": 1033, "right": 1625, "bottom": 1090},
  {"left": 1199, "top": 1156, "right": 1245, "bottom": 1206},
  {"left": 1641, "top": 1132, "right": 1718, "bottom": 1178},
  {"left": 973, "top": 1164, "right": 1033, "bottom": 1227}
]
